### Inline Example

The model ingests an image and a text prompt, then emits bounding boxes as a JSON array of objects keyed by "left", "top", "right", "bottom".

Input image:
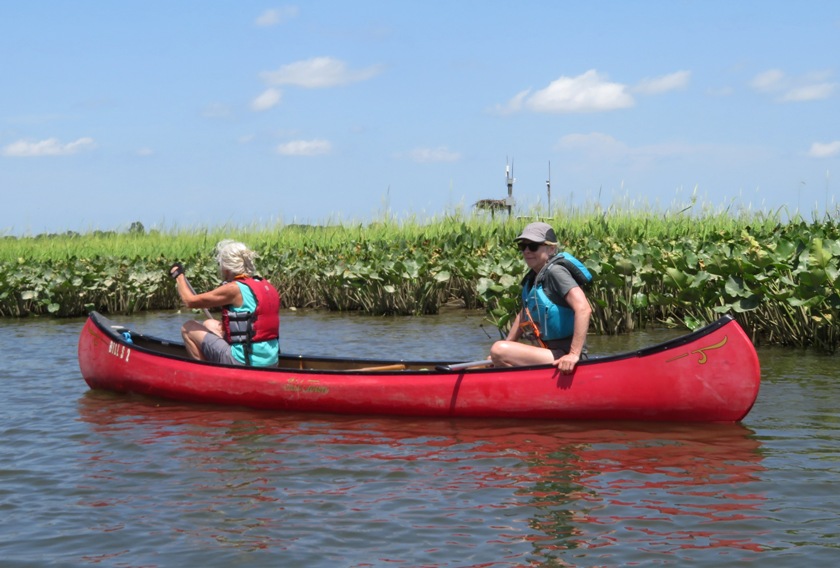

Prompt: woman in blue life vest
[
  {"left": 489, "top": 222, "right": 592, "bottom": 374},
  {"left": 169, "top": 240, "right": 280, "bottom": 367}
]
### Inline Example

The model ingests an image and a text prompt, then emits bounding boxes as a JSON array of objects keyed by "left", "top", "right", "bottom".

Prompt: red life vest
[{"left": 222, "top": 276, "right": 280, "bottom": 345}]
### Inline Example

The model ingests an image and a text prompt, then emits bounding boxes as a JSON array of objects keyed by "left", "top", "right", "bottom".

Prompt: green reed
[{"left": 2, "top": 204, "right": 838, "bottom": 351}]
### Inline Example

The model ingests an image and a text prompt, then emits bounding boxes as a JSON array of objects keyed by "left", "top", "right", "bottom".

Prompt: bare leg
[
  {"left": 490, "top": 340, "right": 555, "bottom": 367},
  {"left": 203, "top": 318, "right": 223, "bottom": 337},
  {"left": 181, "top": 320, "right": 212, "bottom": 360}
]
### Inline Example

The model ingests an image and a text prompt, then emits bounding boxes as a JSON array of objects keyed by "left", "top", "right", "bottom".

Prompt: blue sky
[{"left": 1, "top": 1, "right": 839, "bottom": 235}]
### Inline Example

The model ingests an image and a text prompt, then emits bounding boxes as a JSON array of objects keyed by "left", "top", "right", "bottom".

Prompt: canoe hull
[{"left": 78, "top": 312, "right": 760, "bottom": 422}]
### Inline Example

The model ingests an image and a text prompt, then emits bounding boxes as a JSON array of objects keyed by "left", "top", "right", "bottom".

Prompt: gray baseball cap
[{"left": 515, "top": 222, "right": 557, "bottom": 243}]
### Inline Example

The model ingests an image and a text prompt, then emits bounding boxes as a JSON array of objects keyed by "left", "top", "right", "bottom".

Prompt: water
[{"left": 1, "top": 310, "right": 839, "bottom": 567}]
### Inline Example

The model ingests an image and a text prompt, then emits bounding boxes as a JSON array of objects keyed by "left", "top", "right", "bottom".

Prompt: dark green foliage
[{"left": 1, "top": 215, "right": 838, "bottom": 351}]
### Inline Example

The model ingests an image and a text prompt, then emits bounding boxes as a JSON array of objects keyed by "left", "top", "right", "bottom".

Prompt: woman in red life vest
[
  {"left": 489, "top": 222, "right": 591, "bottom": 374},
  {"left": 169, "top": 240, "right": 280, "bottom": 366}
]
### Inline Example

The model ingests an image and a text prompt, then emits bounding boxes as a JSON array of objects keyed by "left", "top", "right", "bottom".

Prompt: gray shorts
[{"left": 200, "top": 333, "right": 239, "bottom": 365}]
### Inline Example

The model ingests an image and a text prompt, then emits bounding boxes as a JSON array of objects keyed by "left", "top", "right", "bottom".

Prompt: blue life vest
[{"left": 521, "top": 253, "right": 591, "bottom": 341}]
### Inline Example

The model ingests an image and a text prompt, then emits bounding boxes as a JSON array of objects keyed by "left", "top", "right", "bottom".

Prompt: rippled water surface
[{"left": 1, "top": 310, "right": 839, "bottom": 567}]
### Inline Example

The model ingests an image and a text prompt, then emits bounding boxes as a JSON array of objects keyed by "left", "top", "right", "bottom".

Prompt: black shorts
[{"left": 545, "top": 338, "right": 588, "bottom": 360}]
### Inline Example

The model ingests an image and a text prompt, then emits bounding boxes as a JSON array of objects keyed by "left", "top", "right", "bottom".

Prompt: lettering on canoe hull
[
  {"left": 283, "top": 377, "right": 329, "bottom": 395},
  {"left": 108, "top": 340, "right": 131, "bottom": 363},
  {"left": 666, "top": 335, "right": 728, "bottom": 365}
]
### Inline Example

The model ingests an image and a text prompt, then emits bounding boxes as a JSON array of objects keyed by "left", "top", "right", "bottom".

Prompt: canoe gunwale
[{"left": 87, "top": 311, "right": 739, "bottom": 375}]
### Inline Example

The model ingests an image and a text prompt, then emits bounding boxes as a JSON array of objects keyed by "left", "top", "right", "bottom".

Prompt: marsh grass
[{"left": 2, "top": 202, "right": 838, "bottom": 351}]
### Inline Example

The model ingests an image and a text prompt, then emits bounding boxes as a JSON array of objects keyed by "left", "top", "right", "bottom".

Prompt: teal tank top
[{"left": 229, "top": 282, "right": 279, "bottom": 366}]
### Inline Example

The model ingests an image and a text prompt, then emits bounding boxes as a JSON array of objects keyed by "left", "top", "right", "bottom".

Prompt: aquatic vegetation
[{"left": 2, "top": 207, "right": 838, "bottom": 351}]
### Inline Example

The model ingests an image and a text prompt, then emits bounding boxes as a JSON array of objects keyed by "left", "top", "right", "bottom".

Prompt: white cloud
[
  {"left": 634, "top": 70, "right": 691, "bottom": 94},
  {"left": 408, "top": 146, "right": 461, "bottom": 163},
  {"left": 809, "top": 141, "right": 840, "bottom": 158},
  {"left": 750, "top": 69, "right": 785, "bottom": 92},
  {"left": 750, "top": 68, "right": 836, "bottom": 102},
  {"left": 490, "top": 89, "right": 530, "bottom": 115},
  {"left": 2, "top": 137, "right": 95, "bottom": 157},
  {"left": 529, "top": 70, "right": 634, "bottom": 113},
  {"left": 136, "top": 147, "right": 154, "bottom": 156},
  {"left": 494, "top": 70, "right": 687, "bottom": 115},
  {"left": 501, "top": 70, "right": 634, "bottom": 114},
  {"left": 261, "top": 57, "right": 383, "bottom": 88},
  {"left": 781, "top": 83, "right": 836, "bottom": 102},
  {"left": 251, "top": 88, "right": 282, "bottom": 111},
  {"left": 276, "top": 139, "right": 331, "bottom": 156},
  {"left": 255, "top": 6, "right": 299, "bottom": 27}
]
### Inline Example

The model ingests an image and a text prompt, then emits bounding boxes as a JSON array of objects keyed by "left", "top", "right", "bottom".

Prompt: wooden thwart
[{"left": 355, "top": 363, "right": 407, "bottom": 372}]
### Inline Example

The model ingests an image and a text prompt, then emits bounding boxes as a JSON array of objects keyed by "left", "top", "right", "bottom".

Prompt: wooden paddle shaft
[{"left": 182, "top": 275, "right": 213, "bottom": 320}]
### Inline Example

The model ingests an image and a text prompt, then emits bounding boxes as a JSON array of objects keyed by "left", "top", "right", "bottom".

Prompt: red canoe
[{"left": 78, "top": 311, "right": 760, "bottom": 422}]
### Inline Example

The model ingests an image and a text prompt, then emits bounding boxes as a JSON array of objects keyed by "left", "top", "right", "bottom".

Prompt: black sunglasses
[{"left": 517, "top": 241, "right": 543, "bottom": 252}]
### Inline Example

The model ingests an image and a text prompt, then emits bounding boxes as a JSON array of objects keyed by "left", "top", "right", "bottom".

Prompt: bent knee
[
  {"left": 181, "top": 320, "right": 204, "bottom": 333},
  {"left": 490, "top": 340, "right": 515, "bottom": 360},
  {"left": 490, "top": 341, "right": 502, "bottom": 358}
]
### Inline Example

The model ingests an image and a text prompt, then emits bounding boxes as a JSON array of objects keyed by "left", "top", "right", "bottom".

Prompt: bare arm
[
  {"left": 553, "top": 286, "right": 591, "bottom": 373},
  {"left": 173, "top": 275, "right": 242, "bottom": 309},
  {"left": 504, "top": 310, "right": 525, "bottom": 341}
]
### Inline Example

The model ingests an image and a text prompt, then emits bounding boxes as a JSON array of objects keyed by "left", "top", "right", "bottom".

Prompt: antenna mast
[
  {"left": 505, "top": 159, "right": 516, "bottom": 216},
  {"left": 546, "top": 161, "right": 551, "bottom": 219}
]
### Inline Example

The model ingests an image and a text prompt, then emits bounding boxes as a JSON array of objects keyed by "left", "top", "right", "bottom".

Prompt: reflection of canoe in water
[
  {"left": 76, "top": 396, "right": 764, "bottom": 495},
  {"left": 76, "top": 396, "right": 767, "bottom": 559},
  {"left": 78, "top": 311, "right": 760, "bottom": 422},
  {"left": 77, "top": 395, "right": 763, "bottom": 479}
]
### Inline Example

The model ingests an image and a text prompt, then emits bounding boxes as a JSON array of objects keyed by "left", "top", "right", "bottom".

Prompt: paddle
[
  {"left": 174, "top": 270, "right": 213, "bottom": 320},
  {"left": 434, "top": 359, "right": 494, "bottom": 372},
  {"left": 185, "top": 277, "right": 213, "bottom": 320}
]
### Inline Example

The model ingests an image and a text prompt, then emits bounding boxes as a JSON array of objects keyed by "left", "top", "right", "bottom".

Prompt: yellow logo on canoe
[{"left": 666, "top": 336, "right": 728, "bottom": 365}]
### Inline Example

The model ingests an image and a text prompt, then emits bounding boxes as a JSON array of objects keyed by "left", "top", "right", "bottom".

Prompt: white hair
[{"left": 215, "top": 240, "right": 257, "bottom": 276}]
